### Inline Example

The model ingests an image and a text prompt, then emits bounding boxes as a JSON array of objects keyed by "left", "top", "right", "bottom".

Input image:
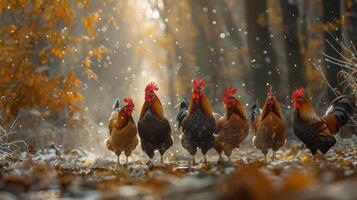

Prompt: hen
[
  {"left": 251, "top": 86, "right": 286, "bottom": 160},
  {"left": 106, "top": 97, "right": 138, "bottom": 165},
  {"left": 214, "top": 88, "right": 249, "bottom": 162}
]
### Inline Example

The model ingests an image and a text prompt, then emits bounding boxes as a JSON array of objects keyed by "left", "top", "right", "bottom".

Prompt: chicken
[
  {"left": 138, "top": 82, "right": 173, "bottom": 163},
  {"left": 106, "top": 97, "right": 138, "bottom": 165},
  {"left": 291, "top": 88, "right": 354, "bottom": 158},
  {"left": 251, "top": 86, "right": 286, "bottom": 161},
  {"left": 176, "top": 78, "right": 216, "bottom": 164},
  {"left": 214, "top": 88, "right": 249, "bottom": 162}
]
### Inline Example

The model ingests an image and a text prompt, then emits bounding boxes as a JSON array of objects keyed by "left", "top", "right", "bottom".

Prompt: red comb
[
  {"left": 222, "top": 88, "right": 237, "bottom": 102},
  {"left": 145, "top": 82, "right": 158, "bottom": 92},
  {"left": 268, "top": 85, "right": 273, "bottom": 97},
  {"left": 123, "top": 97, "right": 134, "bottom": 106},
  {"left": 291, "top": 87, "right": 304, "bottom": 101},
  {"left": 192, "top": 78, "right": 205, "bottom": 90}
]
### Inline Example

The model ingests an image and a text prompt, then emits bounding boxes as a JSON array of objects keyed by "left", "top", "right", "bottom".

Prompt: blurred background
[{"left": 0, "top": 0, "right": 356, "bottom": 154}]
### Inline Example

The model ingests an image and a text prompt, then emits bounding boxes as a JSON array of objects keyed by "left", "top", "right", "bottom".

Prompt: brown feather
[
  {"left": 140, "top": 95, "right": 164, "bottom": 119},
  {"left": 106, "top": 120, "right": 138, "bottom": 156},
  {"left": 298, "top": 98, "right": 337, "bottom": 136},
  {"left": 109, "top": 109, "right": 129, "bottom": 133},
  {"left": 253, "top": 112, "right": 286, "bottom": 153},
  {"left": 107, "top": 108, "right": 138, "bottom": 157},
  {"left": 253, "top": 97, "right": 286, "bottom": 155},
  {"left": 260, "top": 100, "right": 283, "bottom": 121},
  {"left": 228, "top": 100, "right": 247, "bottom": 121},
  {"left": 322, "top": 114, "right": 339, "bottom": 135},
  {"left": 215, "top": 112, "right": 249, "bottom": 157},
  {"left": 189, "top": 95, "right": 212, "bottom": 117}
]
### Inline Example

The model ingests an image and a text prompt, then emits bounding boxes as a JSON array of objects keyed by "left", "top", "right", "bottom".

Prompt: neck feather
[{"left": 298, "top": 100, "right": 318, "bottom": 120}]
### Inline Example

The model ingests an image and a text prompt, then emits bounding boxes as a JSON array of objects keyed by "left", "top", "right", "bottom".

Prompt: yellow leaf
[{"left": 51, "top": 47, "right": 64, "bottom": 58}]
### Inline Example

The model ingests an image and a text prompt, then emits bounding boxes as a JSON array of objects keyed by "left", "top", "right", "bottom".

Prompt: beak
[
  {"left": 290, "top": 100, "right": 294, "bottom": 103},
  {"left": 174, "top": 103, "right": 181, "bottom": 108}
]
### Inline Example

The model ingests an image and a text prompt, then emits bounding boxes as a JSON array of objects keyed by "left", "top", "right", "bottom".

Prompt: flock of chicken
[{"left": 106, "top": 79, "right": 354, "bottom": 165}]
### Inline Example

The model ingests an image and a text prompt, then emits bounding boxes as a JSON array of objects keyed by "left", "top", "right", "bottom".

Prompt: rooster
[
  {"left": 176, "top": 78, "right": 216, "bottom": 164},
  {"left": 251, "top": 86, "right": 286, "bottom": 161},
  {"left": 106, "top": 97, "right": 138, "bottom": 165},
  {"left": 138, "top": 82, "right": 173, "bottom": 163},
  {"left": 291, "top": 88, "right": 354, "bottom": 158},
  {"left": 214, "top": 88, "right": 249, "bottom": 162}
]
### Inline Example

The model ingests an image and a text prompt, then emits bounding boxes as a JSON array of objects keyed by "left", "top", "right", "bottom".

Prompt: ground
[{"left": 0, "top": 136, "right": 357, "bottom": 200}]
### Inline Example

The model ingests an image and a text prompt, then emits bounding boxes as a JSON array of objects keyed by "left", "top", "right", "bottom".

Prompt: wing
[
  {"left": 177, "top": 109, "right": 188, "bottom": 128},
  {"left": 294, "top": 111, "right": 336, "bottom": 154},
  {"left": 322, "top": 114, "right": 339, "bottom": 135},
  {"left": 108, "top": 111, "right": 118, "bottom": 134},
  {"left": 215, "top": 116, "right": 225, "bottom": 134}
]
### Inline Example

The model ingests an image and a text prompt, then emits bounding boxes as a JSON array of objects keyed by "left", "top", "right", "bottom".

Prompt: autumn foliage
[{"left": 0, "top": 0, "right": 107, "bottom": 123}]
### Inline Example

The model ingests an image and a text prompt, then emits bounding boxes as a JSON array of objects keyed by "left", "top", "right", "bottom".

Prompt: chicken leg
[
  {"left": 160, "top": 155, "right": 164, "bottom": 163},
  {"left": 272, "top": 151, "right": 276, "bottom": 161},
  {"left": 203, "top": 154, "right": 208, "bottom": 163},
  {"left": 116, "top": 155, "right": 120, "bottom": 166},
  {"left": 191, "top": 156, "right": 196, "bottom": 165}
]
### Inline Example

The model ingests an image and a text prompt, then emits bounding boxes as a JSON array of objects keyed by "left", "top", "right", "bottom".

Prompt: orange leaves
[
  {"left": 82, "top": 12, "right": 100, "bottom": 37},
  {"left": 0, "top": 0, "right": 110, "bottom": 123},
  {"left": 89, "top": 46, "right": 108, "bottom": 60},
  {"left": 0, "top": 63, "right": 84, "bottom": 123},
  {"left": 221, "top": 166, "right": 274, "bottom": 200},
  {"left": 51, "top": 47, "right": 65, "bottom": 58},
  {"left": 281, "top": 172, "right": 314, "bottom": 192}
]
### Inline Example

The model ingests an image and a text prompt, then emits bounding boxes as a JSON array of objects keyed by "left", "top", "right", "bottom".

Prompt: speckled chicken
[
  {"left": 251, "top": 86, "right": 286, "bottom": 160},
  {"left": 106, "top": 97, "right": 138, "bottom": 165},
  {"left": 176, "top": 78, "right": 216, "bottom": 164},
  {"left": 214, "top": 88, "right": 249, "bottom": 162}
]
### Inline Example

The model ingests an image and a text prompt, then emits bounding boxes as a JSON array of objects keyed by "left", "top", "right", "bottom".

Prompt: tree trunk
[
  {"left": 244, "top": 0, "right": 279, "bottom": 101},
  {"left": 323, "top": 0, "right": 342, "bottom": 100},
  {"left": 189, "top": 0, "right": 219, "bottom": 98},
  {"left": 341, "top": 0, "right": 357, "bottom": 46},
  {"left": 280, "top": 0, "right": 305, "bottom": 91}
]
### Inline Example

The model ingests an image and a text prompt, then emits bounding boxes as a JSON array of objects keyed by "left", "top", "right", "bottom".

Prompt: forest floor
[{"left": 1, "top": 136, "right": 357, "bottom": 200}]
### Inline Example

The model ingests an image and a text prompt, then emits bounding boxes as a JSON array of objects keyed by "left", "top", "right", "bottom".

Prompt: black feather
[
  {"left": 325, "top": 95, "right": 355, "bottom": 127},
  {"left": 176, "top": 98, "right": 189, "bottom": 128},
  {"left": 138, "top": 110, "right": 173, "bottom": 159},
  {"left": 250, "top": 100, "right": 260, "bottom": 123},
  {"left": 180, "top": 106, "right": 216, "bottom": 156},
  {"left": 112, "top": 98, "right": 120, "bottom": 111},
  {"left": 293, "top": 111, "right": 336, "bottom": 155}
]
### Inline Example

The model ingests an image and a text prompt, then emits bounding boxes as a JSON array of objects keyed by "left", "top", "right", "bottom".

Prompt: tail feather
[
  {"left": 176, "top": 98, "right": 189, "bottom": 128},
  {"left": 112, "top": 98, "right": 120, "bottom": 111},
  {"left": 250, "top": 101, "right": 261, "bottom": 123},
  {"left": 325, "top": 95, "right": 355, "bottom": 127}
]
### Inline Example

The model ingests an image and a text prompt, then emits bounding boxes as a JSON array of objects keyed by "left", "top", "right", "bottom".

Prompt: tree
[
  {"left": 0, "top": 1, "right": 107, "bottom": 124},
  {"left": 280, "top": 0, "right": 305, "bottom": 91},
  {"left": 244, "top": 0, "right": 279, "bottom": 100},
  {"left": 341, "top": 0, "right": 357, "bottom": 45},
  {"left": 323, "top": 0, "right": 342, "bottom": 100}
]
